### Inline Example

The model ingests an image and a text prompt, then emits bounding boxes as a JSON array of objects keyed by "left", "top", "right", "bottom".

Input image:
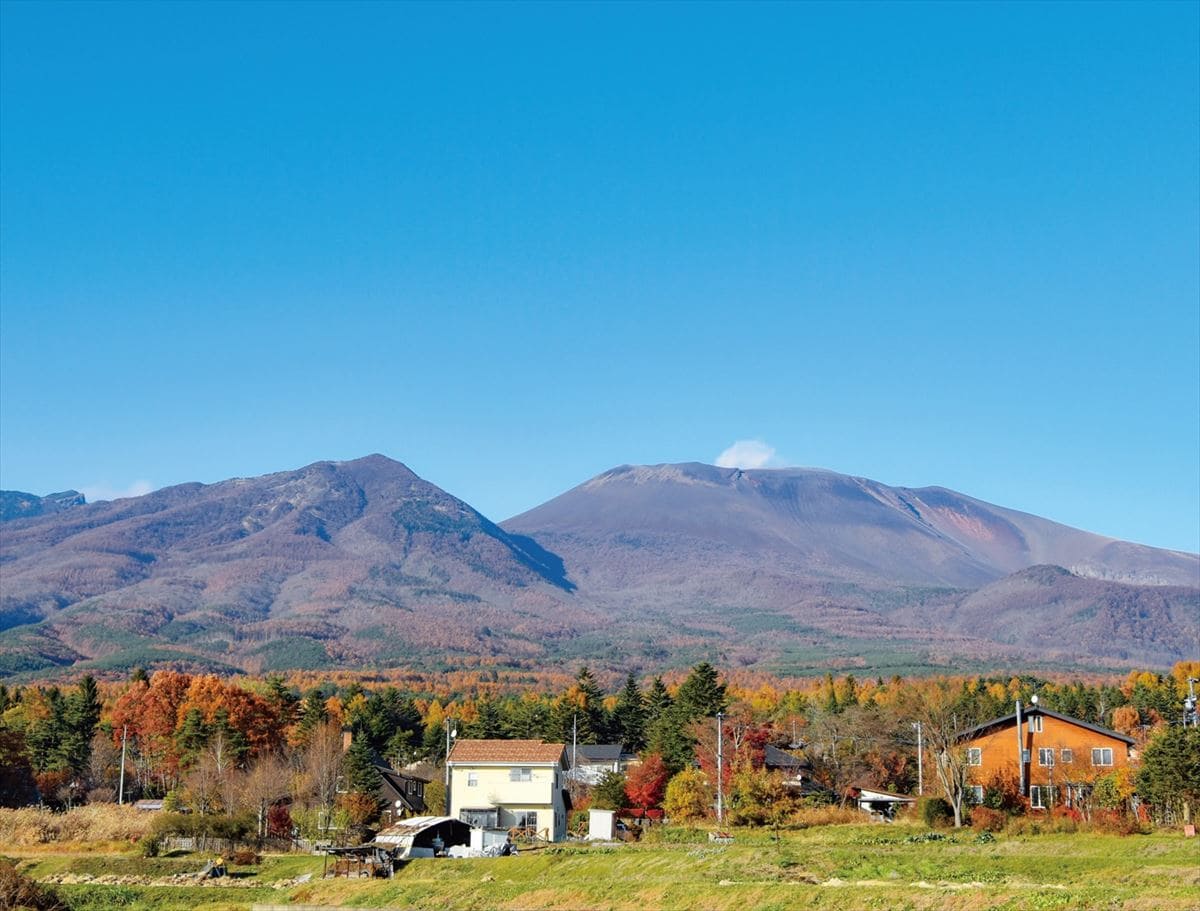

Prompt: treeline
[{"left": 0, "top": 661, "right": 1196, "bottom": 831}]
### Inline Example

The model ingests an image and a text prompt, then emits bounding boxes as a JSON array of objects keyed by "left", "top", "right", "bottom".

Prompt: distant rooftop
[{"left": 448, "top": 739, "right": 566, "bottom": 764}]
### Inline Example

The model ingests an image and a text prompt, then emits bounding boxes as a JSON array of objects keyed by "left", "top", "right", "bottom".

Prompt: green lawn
[{"left": 12, "top": 823, "right": 1200, "bottom": 911}]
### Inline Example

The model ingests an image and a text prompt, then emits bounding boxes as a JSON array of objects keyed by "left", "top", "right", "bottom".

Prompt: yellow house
[{"left": 446, "top": 739, "right": 570, "bottom": 842}]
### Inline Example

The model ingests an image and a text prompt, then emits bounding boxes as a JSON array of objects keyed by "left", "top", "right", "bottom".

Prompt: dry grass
[
  {"left": 787, "top": 805, "right": 864, "bottom": 828},
  {"left": 0, "top": 805, "right": 154, "bottom": 848}
]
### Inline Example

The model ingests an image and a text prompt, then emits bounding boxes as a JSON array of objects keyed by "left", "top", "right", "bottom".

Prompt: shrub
[
  {"left": 662, "top": 768, "right": 712, "bottom": 825},
  {"left": 918, "top": 796, "right": 954, "bottom": 828},
  {"left": 592, "top": 771, "right": 628, "bottom": 810},
  {"left": 982, "top": 769, "right": 1025, "bottom": 813},
  {"left": 0, "top": 859, "right": 65, "bottom": 911},
  {"left": 266, "top": 803, "right": 293, "bottom": 838},
  {"left": 232, "top": 848, "right": 261, "bottom": 865},
  {"left": 1091, "top": 809, "right": 1147, "bottom": 836},
  {"left": 969, "top": 806, "right": 1006, "bottom": 833}
]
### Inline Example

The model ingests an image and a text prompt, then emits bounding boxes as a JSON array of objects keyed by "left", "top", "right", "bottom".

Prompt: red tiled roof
[{"left": 447, "top": 739, "right": 566, "bottom": 764}]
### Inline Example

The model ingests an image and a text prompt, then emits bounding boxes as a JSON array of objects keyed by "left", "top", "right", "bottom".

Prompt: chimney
[{"left": 342, "top": 726, "right": 353, "bottom": 753}]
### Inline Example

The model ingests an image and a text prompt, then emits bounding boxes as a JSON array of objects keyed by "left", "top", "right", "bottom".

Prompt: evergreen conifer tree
[
  {"left": 611, "top": 674, "right": 647, "bottom": 753},
  {"left": 674, "top": 662, "right": 727, "bottom": 722}
]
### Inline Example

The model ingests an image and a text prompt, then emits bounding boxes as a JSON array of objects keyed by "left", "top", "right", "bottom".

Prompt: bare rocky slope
[{"left": 1, "top": 457, "right": 1195, "bottom": 677}]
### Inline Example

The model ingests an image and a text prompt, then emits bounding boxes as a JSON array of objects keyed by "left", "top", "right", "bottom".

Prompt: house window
[
  {"left": 1030, "top": 786, "right": 1045, "bottom": 809},
  {"left": 509, "top": 767, "right": 533, "bottom": 782},
  {"left": 1060, "top": 749, "right": 1073, "bottom": 764},
  {"left": 467, "top": 773, "right": 478, "bottom": 787},
  {"left": 966, "top": 747, "right": 982, "bottom": 766},
  {"left": 1038, "top": 748, "right": 1054, "bottom": 767},
  {"left": 1091, "top": 748, "right": 1113, "bottom": 766},
  {"left": 970, "top": 785, "right": 984, "bottom": 805},
  {"left": 513, "top": 811, "right": 538, "bottom": 829},
  {"left": 1029, "top": 716, "right": 1043, "bottom": 733}
]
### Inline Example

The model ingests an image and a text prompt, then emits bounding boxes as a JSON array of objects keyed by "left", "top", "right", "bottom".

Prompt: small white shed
[{"left": 588, "top": 808, "right": 616, "bottom": 840}]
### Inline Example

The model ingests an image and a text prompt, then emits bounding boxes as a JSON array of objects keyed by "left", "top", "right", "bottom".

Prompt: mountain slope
[
  {"left": 0, "top": 455, "right": 589, "bottom": 675},
  {"left": 504, "top": 463, "right": 1198, "bottom": 589},
  {"left": 2, "top": 457, "right": 1195, "bottom": 677},
  {"left": 502, "top": 463, "right": 1199, "bottom": 666}
]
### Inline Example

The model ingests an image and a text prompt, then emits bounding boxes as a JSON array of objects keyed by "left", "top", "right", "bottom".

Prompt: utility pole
[
  {"left": 572, "top": 713, "right": 578, "bottom": 772},
  {"left": 912, "top": 721, "right": 923, "bottom": 796},
  {"left": 1015, "top": 700, "right": 1025, "bottom": 796},
  {"left": 1186, "top": 678, "right": 1199, "bottom": 727},
  {"left": 444, "top": 717, "right": 457, "bottom": 816},
  {"left": 117, "top": 724, "right": 128, "bottom": 806},
  {"left": 716, "top": 712, "right": 725, "bottom": 826}
]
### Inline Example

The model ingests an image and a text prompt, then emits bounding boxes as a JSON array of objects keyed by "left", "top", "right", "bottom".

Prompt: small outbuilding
[
  {"left": 587, "top": 808, "right": 616, "bottom": 840},
  {"left": 373, "top": 815, "right": 472, "bottom": 860},
  {"left": 848, "top": 785, "right": 915, "bottom": 822}
]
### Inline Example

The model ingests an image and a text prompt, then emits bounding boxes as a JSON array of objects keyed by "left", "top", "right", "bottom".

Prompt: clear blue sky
[{"left": 2, "top": 1, "right": 1197, "bottom": 553}]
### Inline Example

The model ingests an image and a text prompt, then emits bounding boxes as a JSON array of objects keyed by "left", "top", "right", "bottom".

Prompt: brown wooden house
[{"left": 956, "top": 704, "right": 1136, "bottom": 811}]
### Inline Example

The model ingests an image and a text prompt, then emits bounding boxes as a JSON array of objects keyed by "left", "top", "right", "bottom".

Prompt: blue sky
[{"left": 1, "top": 1, "right": 1197, "bottom": 553}]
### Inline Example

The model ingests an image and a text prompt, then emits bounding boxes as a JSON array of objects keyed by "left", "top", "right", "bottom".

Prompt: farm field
[{"left": 9, "top": 824, "right": 1200, "bottom": 911}]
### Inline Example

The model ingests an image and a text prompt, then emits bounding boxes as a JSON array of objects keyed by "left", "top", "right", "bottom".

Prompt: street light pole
[
  {"left": 911, "top": 721, "right": 923, "bottom": 796},
  {"left": 117, "top": 724, "right": 128, "bottom": 806},
  {"left": 444, "top": 718, "right": 457, "bottom": 816},
  {"left": 1015, "top": 699, "right": 1025, "bottom": 796},
  {"left": 716, "top": 712, "right": 724, "bottom": 826}
]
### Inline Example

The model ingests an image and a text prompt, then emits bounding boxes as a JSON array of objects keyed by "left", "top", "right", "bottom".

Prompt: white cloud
[
  {"left": 714, "top": 440, "right": 780, "bottom": 470},
  {"left": 80, "top": 480, "right": 155, "bottom": 503}
]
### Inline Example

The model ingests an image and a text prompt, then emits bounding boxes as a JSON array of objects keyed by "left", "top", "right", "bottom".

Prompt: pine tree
[
  {"left": 575, "top": 666, "right": 608, "bottom": 742},
  {"left": 59, "top": 676, "right": 102, "bottom": 775},
  {"left": 467, "top": 696, "right": 504, "bottom": 739},
  {"left": 25, "top": 687, "right": 68, "bottom": 773},
  {"left": 265, "top": 674, "right": 299, "bottom": 727},
  {"left": 176, "top": 708, "right": 209, "bottom": 769},
  {"left": 611, "top": 674, "right": 647, "bottom": 753},
  {"left": 675, "top": 663, "right": 727, "bottom": 722},
  {"left": 504, "top": 696, "right": 552, "bottom": 740},
  {"left": 822, "top": 672, "right": 840, "bottom": 714},
  {"left": 645, "top": 677, "right": 672, "bottom": 724},
  {"left": 295, "top": 689, "right": 329, "bottom": 746},
  {"left": 210, "top": 707, "right": 249, "bottom": 767},
  {"left": 343, "top": 734, "right": 384, "bottom": 796}
]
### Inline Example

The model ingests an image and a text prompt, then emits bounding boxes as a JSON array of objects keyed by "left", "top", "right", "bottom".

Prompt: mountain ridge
[{"left": 2, "top": 456, "right": 1196, "bottom": 677}]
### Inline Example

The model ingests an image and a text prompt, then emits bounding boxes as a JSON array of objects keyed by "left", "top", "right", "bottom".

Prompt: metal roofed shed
[
  {"left": 848, "top": 785, "right": 915, "bottom": 822},
  {"left": 373, "top": 816, "right": 472, "bottom": 860}
]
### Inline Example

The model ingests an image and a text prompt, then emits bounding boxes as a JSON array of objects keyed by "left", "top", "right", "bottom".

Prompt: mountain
[
  {"left": 502, "top": 463, "right": 1199, "bottom": 667},
  {"left": 504, "top": 463, "right": 1197, "bottom": 588},
  {"left": 0, "top": 455, "right": 591, "bottom": 675},
  {"left": 0, "top": 489, "right": 86, "bottom": 523},
  {"left": 2, "top": 457, "right": 1196, "bottom": 678}
]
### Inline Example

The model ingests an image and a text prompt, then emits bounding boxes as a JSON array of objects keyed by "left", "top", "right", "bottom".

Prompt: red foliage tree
[{"left": 624, "top": 753, "right": 669, "bottom": 810}]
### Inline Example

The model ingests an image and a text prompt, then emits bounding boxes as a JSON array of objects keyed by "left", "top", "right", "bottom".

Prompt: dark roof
[
  {"left": 574, "top": 744, "right": 632, "bottom": 762},
  {"left": 764, "top": 744, "right": 809, "bottom": 770},
  {"left": 956, "top": 706, "right": 1136, "bottom": 746},
  {"left": 376, "top": 765, "right": 428, "bottom": 815}
]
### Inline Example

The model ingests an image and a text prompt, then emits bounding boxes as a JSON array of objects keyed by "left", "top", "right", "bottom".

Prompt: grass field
[{"left": 10, "top": 823, "right": 1200, "bottom": 910}]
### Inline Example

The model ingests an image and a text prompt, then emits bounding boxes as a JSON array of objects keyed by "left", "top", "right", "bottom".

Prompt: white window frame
[
  {"left": 467, "top": 772, "right": 478, "bottom": 787},
  {"left": 1038, "top": 748, "right": 1055, "bottom": 767},
  {"left": 1030, "top": 786, "right": 1045, "bottom": 809},
  {"left": 1029, "top": 715, "right": 1043, "bottom": 733},
  {"left": 1060, "top": 748, "right": 1073, "bottom": 764},
  {"left": 1091, "top": 747, "right": 1113, "bottom": 767},
  {"left": 509, "top": 767, "right": 533, "bottom": 782},
  {"left": 966, "top": 747, "right": 982, "bottom": 766},
  {"left": 970, "top": 785, "right": 984, "bottom": 805}
]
